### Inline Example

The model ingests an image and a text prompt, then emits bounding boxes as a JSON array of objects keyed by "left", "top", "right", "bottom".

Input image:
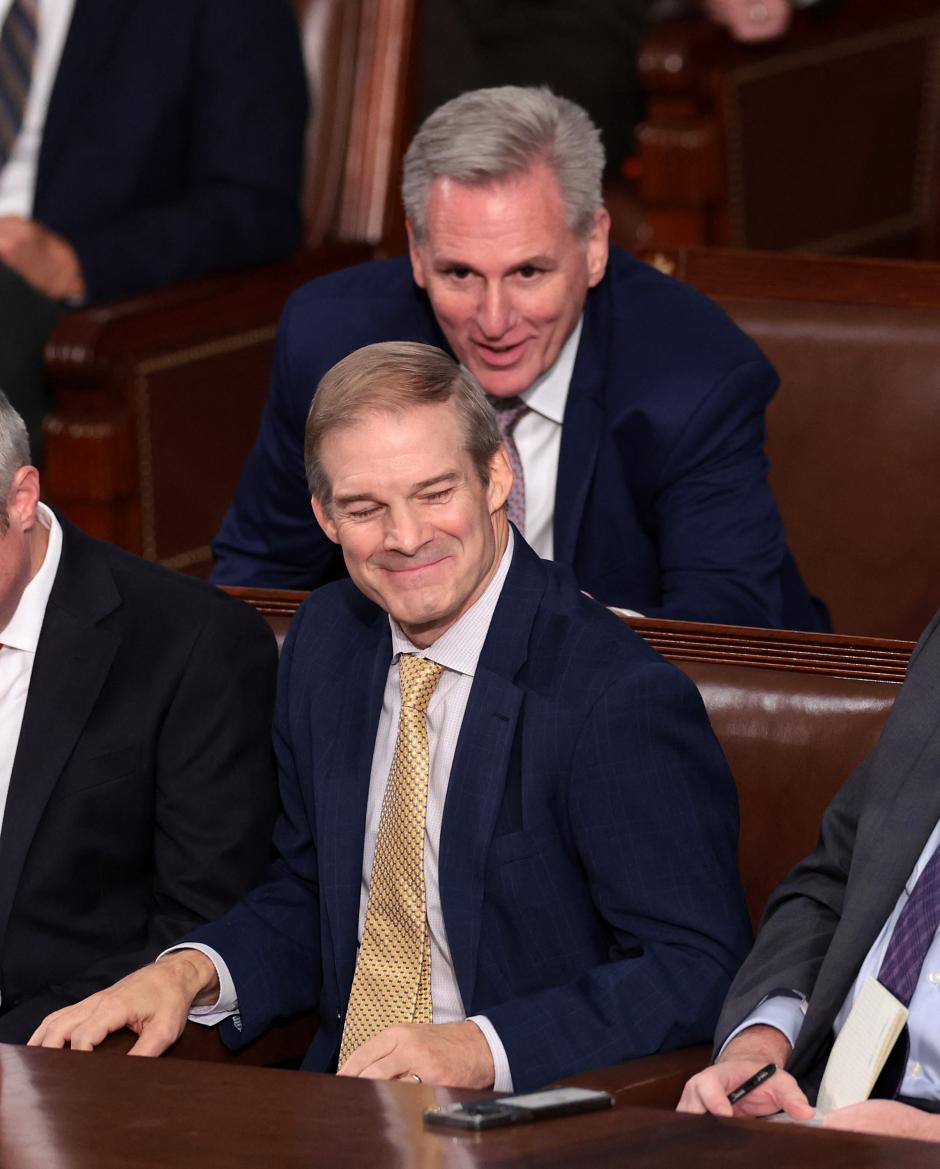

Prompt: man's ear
[
  {"left": 407, "top": 221, "right": 428, "bottom": 289},
  {"left": 487, "top": 446, "right": 513, "bottom": 514},
  {"left": 8, "top": 465, "right": 41, "bottom": 531},
  {"left": 585, "top": 207, "right": 610, "bottom": 289},
  {"left": 310, "top": 496, "right": 340, "bottom": 544}
]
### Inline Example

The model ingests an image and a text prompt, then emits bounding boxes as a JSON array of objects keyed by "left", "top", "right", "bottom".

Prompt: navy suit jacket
[
  {"left": 0, "top": 516, "right": 279, "bottom": 1043},
  {"left": 193, "top": 536, "right": 752, "bottom": 1091},
  {"left": 212, "top": 247, "right": 826, "bottom": 631},
  {"left": 31, "top": 0, "right": 306, "bottom": 302}
]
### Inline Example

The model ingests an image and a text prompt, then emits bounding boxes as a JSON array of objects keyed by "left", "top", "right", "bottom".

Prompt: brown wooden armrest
[
  {"left": 95, "top": 1012, "right": 318, "bottom": 1068},
  {"left": 42, "top": 243, "right": 372, "bottom": 567},
  {"left": 553, "top": 1045, "right": 710, "bottom": 1108}
]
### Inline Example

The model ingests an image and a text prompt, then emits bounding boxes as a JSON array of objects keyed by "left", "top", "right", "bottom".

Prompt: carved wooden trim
[{"left": 221, "top": 587, "right": 915, "bottom": 683}]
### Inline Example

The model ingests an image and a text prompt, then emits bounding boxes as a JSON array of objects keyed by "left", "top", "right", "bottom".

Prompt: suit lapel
[
  {"left": 0, "top": 520, "right": 120, "bottom": 958},
  {"left": 36, "top": 0, "right": 132, "bottom": 201},
  {"left": 439, "top": 538, "right": 546, "bottom": 1011},
  {"left": 319, "top": 611, "right": 390, "bottom": 1003},
  {"left": 553, "top": 291, "right": 609, "bottom": 566}
]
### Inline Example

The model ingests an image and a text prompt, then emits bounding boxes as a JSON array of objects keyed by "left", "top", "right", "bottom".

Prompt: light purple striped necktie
[
  {"left": 490, "top": 397, "right": 528, "bottom": 534},
  {"left": 0, "top": 0, "right": 38, "bottom": 171},
  {"left": 878, "top": 842, "right": 940, "bottom": 1007}
]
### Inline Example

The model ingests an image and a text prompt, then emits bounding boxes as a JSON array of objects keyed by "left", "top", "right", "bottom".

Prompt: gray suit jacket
[{"left": 714, "top": 608, "right": 940, "bottom": 1096}]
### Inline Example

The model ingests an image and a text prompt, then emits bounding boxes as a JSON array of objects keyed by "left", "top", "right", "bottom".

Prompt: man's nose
[
  {"left": 383, "top": 504, "right": 430, "bottom": 555},
  {"left": 476, "top": 282, "right": 514, "bottom": 339}
]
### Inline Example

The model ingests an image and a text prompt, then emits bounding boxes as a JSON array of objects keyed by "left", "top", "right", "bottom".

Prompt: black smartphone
[{"left": 424, "top": 1086, "right": 613, "bottom": 1129}]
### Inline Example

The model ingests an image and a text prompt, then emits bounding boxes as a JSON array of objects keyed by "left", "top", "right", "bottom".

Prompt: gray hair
[
  {"left": 402, "top": 86, "right": 605, "bottom": 242},
  {"left": 0, "top": 392, "right": 30, "bottom": 530},
  {"left": 305, "top": 341, "right": 501, "bottom": 509}
]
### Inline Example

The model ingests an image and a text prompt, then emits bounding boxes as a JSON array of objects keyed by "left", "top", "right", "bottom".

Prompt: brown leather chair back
[
  {"left": 679, "top": 660, "right": 895, "bottom": 928},
  {"left": 726, "top": 296, "right": 940, "bottom": 642},
  {"left": 646, "top": 247, "right": 940, "bottom": 642}
]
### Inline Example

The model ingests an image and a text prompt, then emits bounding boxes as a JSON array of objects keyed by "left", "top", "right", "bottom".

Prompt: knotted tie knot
[
  {"left": 398, "top": 654, "right": 445, "bottom": 714},
  {"left": 488, "top": 396, "right": 528, "bottom": 532},
  {"left": 489, "top": 395, "right": 528, "bottom": 439}
]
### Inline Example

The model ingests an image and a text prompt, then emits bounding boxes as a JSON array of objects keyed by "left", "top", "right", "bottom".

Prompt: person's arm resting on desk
[
  {"left": 678, "top": 1024, "right": 812, "bottom": 1119},
  {"left": 28, "top": 951, "right": 220, "bottom": 1056}
]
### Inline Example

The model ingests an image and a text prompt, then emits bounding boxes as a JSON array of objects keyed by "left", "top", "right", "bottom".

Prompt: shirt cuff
[
  {"left": 158, "top": 942, "right": 240, "bottom": 1027},
  {"left": 468, "top": 1014, "right": 513, "bottom": 1092},
  {"left": 719, "top": 994, "right": 807, "bottom": 1058}
]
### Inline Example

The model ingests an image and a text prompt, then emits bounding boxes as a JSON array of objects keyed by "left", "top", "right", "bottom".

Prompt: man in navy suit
[
  {"left": 0, "top": 0, "right": 306, "bottom": 447},
  {"left": 32, "top": 342, "right": 751, "bottom": 1092},
  {"left": 212, "top": 85, "right": 826, "bottom": 632}
]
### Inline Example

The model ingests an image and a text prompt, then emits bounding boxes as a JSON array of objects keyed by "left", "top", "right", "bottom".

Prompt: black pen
[{"left": 727, "top": 1063, "right": 776, "bottom": 1104}]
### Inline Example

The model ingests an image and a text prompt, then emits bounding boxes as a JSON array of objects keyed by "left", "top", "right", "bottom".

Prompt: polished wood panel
[
  {"left": 2, "top": 1045, "right": 936, "bottom": 1167},
  {"left": 638, "top": 0, "right": 940, "bottom": 257}
]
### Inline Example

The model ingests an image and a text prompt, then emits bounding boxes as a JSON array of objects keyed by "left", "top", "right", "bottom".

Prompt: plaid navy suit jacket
[{"left": 194, "top": 535, "right": 752, "bottom": 1090}]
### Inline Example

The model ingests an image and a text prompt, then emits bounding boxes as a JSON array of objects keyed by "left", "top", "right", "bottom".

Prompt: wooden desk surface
[{"left": 0, "top": 1045, "right": 934, "bottom": 1168}]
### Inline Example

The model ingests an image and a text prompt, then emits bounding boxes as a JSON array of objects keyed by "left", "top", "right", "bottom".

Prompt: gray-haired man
[{"left": 212, "top": 84, "right": 825, "bottom": 633}]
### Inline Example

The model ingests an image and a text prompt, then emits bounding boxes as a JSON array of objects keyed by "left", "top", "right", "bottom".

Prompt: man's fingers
[
  {"left": 338, "top": 1030, "right": 398, "bottom": 1077},
  {"left": 126, "top": 1018, "right": 184, "bottom": 1058}
]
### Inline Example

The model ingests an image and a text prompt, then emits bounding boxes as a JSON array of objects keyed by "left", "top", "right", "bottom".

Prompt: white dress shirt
[
  {"left": 727, "top": 822, "right": 940, "bottom": 1103},
  {"left": 0, "top": 502, "right": 61, "bottom": 844},
  {"left": 181, "top": 533, "right": 518, "bottom": 1089},
  {"left": 0, "top": 0, "right": 75, "bottom": 216},
  {"left": 478, "top": 316, "right": 582, "bottom": 562}
]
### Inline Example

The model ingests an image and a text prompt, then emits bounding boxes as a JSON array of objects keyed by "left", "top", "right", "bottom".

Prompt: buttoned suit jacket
[
  {"left": 193, "top": 535, "right": 753, "bottom": 1091},
  {"left": 211, "top": 247, "right": 826, "bottom": 631},
  {"left": 0, "top": 516, "right": 279, "bottom": 1042},
  {"left": 714, "top": 608, "right": 940, "bottom": 1099},
  {"left": 30, "top": 0, "right": 306, "bottom": 302}
]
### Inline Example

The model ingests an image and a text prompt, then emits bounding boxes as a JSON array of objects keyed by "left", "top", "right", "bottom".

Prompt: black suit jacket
[
  {"left": 32, "top": 0, "right": 307, "bottom": 302},
  {"left": 714, "top": 608, "right": 940, "bottom": 1098},
  {"left": 0, "top": 516, "right": 279, "bottom": 1041}
]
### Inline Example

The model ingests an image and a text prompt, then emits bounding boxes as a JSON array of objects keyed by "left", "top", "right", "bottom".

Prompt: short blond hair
[{"left": 305, "top": 342, "right": 501, "bottom": 508}]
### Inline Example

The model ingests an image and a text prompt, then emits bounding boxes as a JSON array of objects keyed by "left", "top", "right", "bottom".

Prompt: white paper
[{"left": 816, "top": 976, "right": 908, "bottom": 1114}]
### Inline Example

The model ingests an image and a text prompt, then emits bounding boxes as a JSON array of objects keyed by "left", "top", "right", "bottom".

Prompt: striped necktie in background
[{"left": 0, "top": 0, "right": 38, "bottom": 171}]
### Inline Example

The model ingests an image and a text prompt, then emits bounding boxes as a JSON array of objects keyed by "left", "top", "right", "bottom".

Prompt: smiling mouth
[
  {"left": 473, "top": 339, "right": 529, "bottom": 367},
  {"left": 379, "top": 555, "right": 448, "bottom": 577}
]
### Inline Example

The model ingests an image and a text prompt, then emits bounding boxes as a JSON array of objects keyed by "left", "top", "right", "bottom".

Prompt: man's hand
[
  {"left": 27, "top": 950, "right": 219, "bottom": 1057},
  {"left": 0, "top": 216, "right": 86, "bottom": 301},
  {"left": 824, "top": 1100, "right": 940, "bottom": 1142},
  {"left": 701, "top": 0, "right": 792, "bottom": 42},
  {"left": 338, "top": 1020, "right": 495, "bottom": 1088},
  {"left": 677, "top": 1024, "right": 813, "bottom": 1119}
]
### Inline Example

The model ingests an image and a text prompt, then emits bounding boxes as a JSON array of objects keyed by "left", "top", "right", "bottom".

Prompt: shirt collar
[
  {"left": 0, "top": 503, "right": 63, "bottom": 653},
  {"left": 389, "top": 528, "right": 515, "bottom": 677},
  {"left": 517, "top": 314, "right": 583, "bottom": 425}
]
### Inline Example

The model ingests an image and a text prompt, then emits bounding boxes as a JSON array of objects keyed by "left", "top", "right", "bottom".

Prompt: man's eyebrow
[{"left": 413, "top": 472, "right": 459, "bottom": 492}]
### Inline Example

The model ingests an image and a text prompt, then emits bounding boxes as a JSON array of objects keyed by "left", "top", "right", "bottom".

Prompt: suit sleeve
[
  {"left": 67, "top": 0, "right": 307, "bottom": 301},
  {"left": 483, "top": 659, "right": 754, "bottom": 1091},
  {"left": 210, "top": 293, "right": 344, "bottom": 588},
  {"left": 713, "top": 607, "right": 940, "bottom": 1053},
  {"left": 181, "top": 607, "right": 326, "bottom": 1048},
  {"left": 0, "top": 596, "right": 281, "bottom": 1043},
  {"left": 641, "top": 358, "right": 824, "bottom": 631}
]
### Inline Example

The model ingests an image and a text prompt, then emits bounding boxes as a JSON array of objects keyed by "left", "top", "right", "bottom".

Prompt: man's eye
[
  {"left": 423, "top": 489, "right": 453, "bottom": 503},
  {"left": 446, "top": 266, "right": 472, "bottom": 280},
  {"left": 517, "top": 265, "right": 543, "bottom": 279},
  {"left": 347, "top": 506, "right": 380, "bottom": 520}
]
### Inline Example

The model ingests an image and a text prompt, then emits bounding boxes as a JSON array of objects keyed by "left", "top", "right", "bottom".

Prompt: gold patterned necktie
[
  {"left": 0, "top": 0, "right": 38, "bottom": 171},
  {"left": 339, "top": 653, "right": 445, "bottom": 1066}
]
